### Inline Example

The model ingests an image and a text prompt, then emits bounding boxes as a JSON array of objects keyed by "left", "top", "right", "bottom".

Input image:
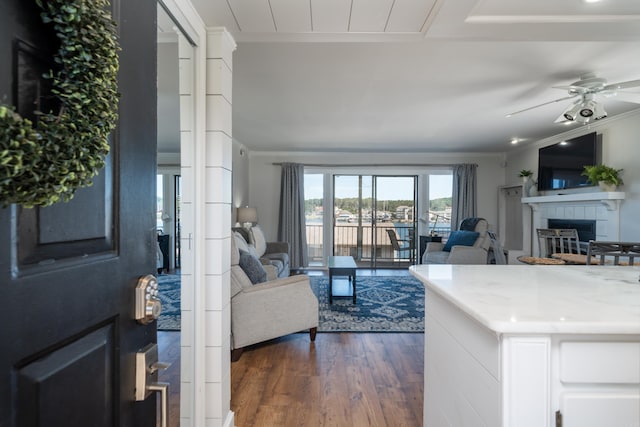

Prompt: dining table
[
  {"left": 551, "top": 252, "right": 640, "bottom": 265},
  {"left": 550, "top": 253, "right": 599, "bottom": 265},
  {"left": 516, "top": 255, "right": 565, "bottom": 265}
]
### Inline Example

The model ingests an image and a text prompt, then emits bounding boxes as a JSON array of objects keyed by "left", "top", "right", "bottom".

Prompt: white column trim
[{"left": 502, "top": 336, "right": 552, "bottom": 427}]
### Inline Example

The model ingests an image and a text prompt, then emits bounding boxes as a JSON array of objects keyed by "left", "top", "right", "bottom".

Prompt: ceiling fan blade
[
  {"left": 602, "top": 79, "right": 640, "bottom": 91},
  {"left": 551, "top": 85, "right": 589, "bottom": 93},
  {"left": 605, "top": 91, "right": 640, "bottom": 104},
  {"left": 506, "top": 95, "right": 579, "bottom": 117}
]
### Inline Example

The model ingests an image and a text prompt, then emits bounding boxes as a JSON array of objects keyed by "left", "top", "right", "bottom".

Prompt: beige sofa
[
  {"left": 230, "top": 237, "right": 318, "bottom": 361},
  {"left": 233, "top": 226, "right": 290, "bottom": 279}
]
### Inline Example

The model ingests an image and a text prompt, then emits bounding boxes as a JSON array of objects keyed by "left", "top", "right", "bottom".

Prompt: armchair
[
  {"left": 422, "top": 217, "right": 490, "bottom": 264},
  {"left": 230, "top": 237, "right": 318, "bottom": 361}
]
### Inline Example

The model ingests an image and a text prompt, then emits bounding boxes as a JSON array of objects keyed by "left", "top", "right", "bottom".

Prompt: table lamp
[{"left": 237, "top": 207, "right": 257, "bottom": 229}]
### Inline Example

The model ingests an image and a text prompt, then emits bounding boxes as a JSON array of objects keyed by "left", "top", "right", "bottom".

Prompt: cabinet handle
[{"left": 555, "top": 410, "right": 562, "bottom": 427}]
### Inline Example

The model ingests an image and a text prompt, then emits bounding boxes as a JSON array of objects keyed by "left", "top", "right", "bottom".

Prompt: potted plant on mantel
[
  {"left": 518, "top": 169, "right": 533, "bottom": 182},
  {"left": 518, "top": 170, "right": 537, "bottom": 196},
  {"left": 582, "top": 165, "right": 624, "bottom": 191}
]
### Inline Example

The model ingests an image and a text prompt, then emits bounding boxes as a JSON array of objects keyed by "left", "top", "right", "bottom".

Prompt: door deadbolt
[{"left": 135, "top": 274, "right": 162, "bottom": 324}]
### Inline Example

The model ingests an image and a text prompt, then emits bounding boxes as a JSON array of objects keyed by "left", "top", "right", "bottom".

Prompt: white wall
[
  {"left": 505, "top": 110, "right": 640, "bottom": 240},
  {"left": 157, "top": 41, "right": 181, "bottom": 154},
  {"left": 247, "top": 151, "right": 505, "bottom": 241},
  {"left": 231, "top": 138, "right": 250, "bottom": 223},
  {"left": 158, "top": 102, "right": 250, "bottom": 266}
]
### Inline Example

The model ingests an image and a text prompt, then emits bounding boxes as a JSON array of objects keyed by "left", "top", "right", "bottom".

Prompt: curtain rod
[{"left": 271, "top": 163, "right": 475, "bottom": 168}]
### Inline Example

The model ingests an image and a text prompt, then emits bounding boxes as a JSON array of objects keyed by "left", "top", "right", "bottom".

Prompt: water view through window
[{"left": 305, "top": 172, "right": 452, "bottom": 267}]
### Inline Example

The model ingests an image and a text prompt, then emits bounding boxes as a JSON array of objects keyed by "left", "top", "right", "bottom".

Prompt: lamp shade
[{"left": 237, "top": 207, "right": 258, "bottom": 224}]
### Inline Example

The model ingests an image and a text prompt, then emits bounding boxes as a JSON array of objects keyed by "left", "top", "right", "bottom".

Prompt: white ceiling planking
[
  {"left": 311, "top": 0, "right": 351, "bottom": 32},
  {"left": 167, "top": 0, "right": 640, "bottom": 154},
  {"left": 270, "top": 0, "right": 312, "bottom": 32},
  {"left": 386, "top": 0, "right": 436, "bottom": 32},
  {"left": 469, "top": 0, "right": 640, "bottom": 23},
  {"left": 190, "top": 0, "right": 240, "bottom": 32},
  {"left": 227, "top": 0, "right": 275, "bottom": 32},
  {"left": 350, "top": 0, "right": 394, "bottom": 32}
]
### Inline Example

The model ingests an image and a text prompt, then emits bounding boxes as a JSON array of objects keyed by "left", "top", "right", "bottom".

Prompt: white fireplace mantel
[
  {"left": 520, "top": 191, "right": 625, "bottom": 256},
  {"left": 522, "top": 191, "right": 625, "bottom": 212}
]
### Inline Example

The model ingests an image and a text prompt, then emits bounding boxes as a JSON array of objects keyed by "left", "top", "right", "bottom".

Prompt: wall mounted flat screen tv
[{"left": 537, "top": 132, "right": 601, "bottom": 191}]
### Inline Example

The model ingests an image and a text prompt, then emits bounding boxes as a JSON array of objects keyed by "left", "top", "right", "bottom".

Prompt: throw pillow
[
  {"left": 246, "top": 244, "right": 259, "bottom": 259},
  {"left": 443, "top": 230, "right": 480, "bottom": 252},
  {"left": 250, "top": 225, "right": 267, "bottom": 257},
  {"left": 238, "top": 249, "right": 267, "bottom": 284}
]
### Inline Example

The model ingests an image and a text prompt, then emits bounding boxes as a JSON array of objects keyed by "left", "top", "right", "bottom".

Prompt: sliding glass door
[{"left": 333, "top": 174, "right": 417, "bottom": 268}]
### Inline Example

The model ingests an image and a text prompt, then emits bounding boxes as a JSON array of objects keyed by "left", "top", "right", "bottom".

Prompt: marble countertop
[{"left": 410, "top": 264, "right": 640, "bottom": 335}]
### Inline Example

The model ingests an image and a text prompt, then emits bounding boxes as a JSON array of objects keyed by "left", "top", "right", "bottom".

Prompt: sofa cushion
[
  {"left": 238, "top": 250, "right": 267, "bottom": 284},
  {"left": 250, "top": 225, "right": 267, "bottom": 257},
  {"left": 246, "top": 245, "right": 259, "bottom": 259},
  {"left": 266, "top": 258, "right": 284, "bottom": 274},
  {"left": 423, "top": 250, "right": 451, "bottom": 264},
  {"left": 233, "top": 231, "right": 250, "bottom": 253},
  {"left": 443, "top": 230, "right": 479, "bottom": 252}
]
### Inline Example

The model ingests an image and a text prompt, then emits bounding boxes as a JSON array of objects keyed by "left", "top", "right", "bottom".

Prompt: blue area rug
[
  {"left": 156, "top": 274, "right": 426, "bottom": 333},
  {"left": 309, "top": 275, "right": 425, "bottom": 332},
  {"left": 157, "top": 274, "right": 181, "bottom": 331}
]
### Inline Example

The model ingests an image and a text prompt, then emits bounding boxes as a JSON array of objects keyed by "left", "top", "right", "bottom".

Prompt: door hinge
[{"left": 555, "top": 410, "right": 562, "bottom": 427}]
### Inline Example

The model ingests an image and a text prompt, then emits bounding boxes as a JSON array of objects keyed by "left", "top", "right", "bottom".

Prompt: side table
[{"left": 419, "top": 235, "right": 443, "bottom": 262}]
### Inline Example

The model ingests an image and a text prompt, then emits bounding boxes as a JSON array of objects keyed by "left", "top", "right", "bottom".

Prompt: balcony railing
[{"left": 305, "top": 223, "right": 452, "bottom": 266}]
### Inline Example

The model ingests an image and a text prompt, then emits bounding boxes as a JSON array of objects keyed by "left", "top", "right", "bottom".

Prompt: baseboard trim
[{"left": 223, "top": 410, "right": 235, "bottom": 427}]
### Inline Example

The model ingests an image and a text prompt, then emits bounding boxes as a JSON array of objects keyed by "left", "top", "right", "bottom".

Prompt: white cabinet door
[{"left": 561, "top": 393, "right": 640, "bottom": 427}]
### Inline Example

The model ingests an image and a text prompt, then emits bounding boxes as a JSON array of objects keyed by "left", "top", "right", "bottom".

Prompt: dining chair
[
  {"left": 586, "top": 241, "right": 640, "bottom": 266},
  {"left": 536, "top": 228, "right": 580, "bottom": 257}
]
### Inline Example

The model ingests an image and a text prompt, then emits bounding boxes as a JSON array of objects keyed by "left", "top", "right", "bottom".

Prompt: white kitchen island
[{"left": 410, "top": 264, "right": 640, "bottom": 427}]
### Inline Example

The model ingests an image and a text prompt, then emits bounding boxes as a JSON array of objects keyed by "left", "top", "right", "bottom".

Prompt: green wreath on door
[{"left": 0, "top": 0, "right": 120, "bottom": 208}]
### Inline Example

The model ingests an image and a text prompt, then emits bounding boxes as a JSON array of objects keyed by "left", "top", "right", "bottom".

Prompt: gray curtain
[
  {"left": 451, "top": 164, "right": 477, "bottom": 230},
  {"left": 278, "top": 163, "right": 308, "bottom": 268}
]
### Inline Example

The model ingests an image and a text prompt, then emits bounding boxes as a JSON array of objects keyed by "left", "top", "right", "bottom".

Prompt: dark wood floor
[
  {"left": 157, "top": 330, "right": 181, "bottom": 427},
  {"left": 157, "top": 267, "right": 423, "bottom": 427},
  {"left": 231, "top": 332, "right": 424, "bottom": 427},
  {"left": 158, "top": 331, "right": 424, "bottom": 427}
]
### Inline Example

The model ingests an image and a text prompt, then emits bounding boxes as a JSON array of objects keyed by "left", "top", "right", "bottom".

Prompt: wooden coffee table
[{"left": 328, "top": 256, "right": 357, "bottom": 304}]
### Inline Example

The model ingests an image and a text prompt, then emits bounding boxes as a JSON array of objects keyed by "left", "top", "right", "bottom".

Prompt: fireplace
[
  {"left": 547, "top": 219, "right": 596, "bottom": 242},
  {"left": 521, "top": 192, "right": 624, "bottom": 257}
]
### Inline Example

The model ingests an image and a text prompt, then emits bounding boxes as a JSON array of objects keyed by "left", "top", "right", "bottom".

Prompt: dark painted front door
[{"left": 0, "top": 1, "right": 159, "bottom": 426}]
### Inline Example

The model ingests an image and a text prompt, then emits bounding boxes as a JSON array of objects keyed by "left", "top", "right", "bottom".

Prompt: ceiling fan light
[
  {"left": 562, "top": 102, "right": 582, "bottom": 121},
  {"left": 593, "top": 102, "right": 607, "bottom": 120},
  {"left": 579, "top": 99, "right": 599, "bottom": 118}
]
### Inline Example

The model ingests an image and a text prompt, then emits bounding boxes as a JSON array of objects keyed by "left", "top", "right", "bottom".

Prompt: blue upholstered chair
[{"left": 421, "top": 217, "right": 490, "bottom": 264}]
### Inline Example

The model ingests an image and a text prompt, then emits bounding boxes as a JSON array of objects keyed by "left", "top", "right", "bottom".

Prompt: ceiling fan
[{"left": 506, "top": 73, "right": 640, "bottom": 124}]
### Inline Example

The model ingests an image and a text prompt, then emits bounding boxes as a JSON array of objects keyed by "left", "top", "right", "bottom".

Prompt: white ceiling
[{"left": 187, "top": 0, "right": 640, "bottom": 153}]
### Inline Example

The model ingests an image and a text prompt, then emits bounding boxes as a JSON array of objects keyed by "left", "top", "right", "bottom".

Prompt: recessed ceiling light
[
  {"left": 511, "top": 138, "right": 519, "bottom": 145},
  {"left": 583, "top": 0, "right": 602, "bottom": 3}
]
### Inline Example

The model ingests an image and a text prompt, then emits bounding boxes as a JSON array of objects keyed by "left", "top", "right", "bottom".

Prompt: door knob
[{"left": 135, "top": 343, "right": 171, "bottom": 427}]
